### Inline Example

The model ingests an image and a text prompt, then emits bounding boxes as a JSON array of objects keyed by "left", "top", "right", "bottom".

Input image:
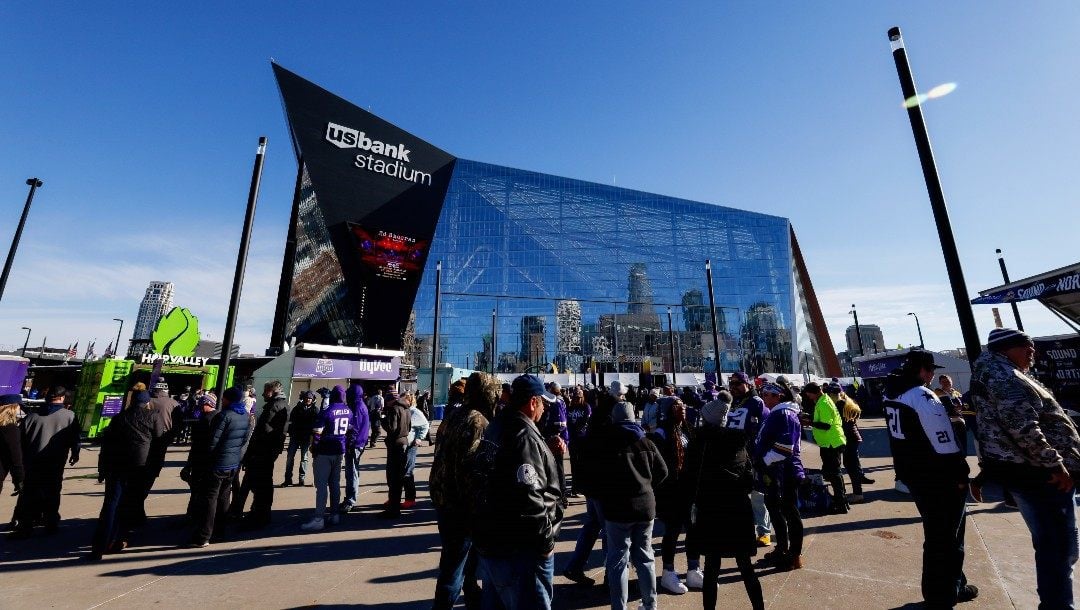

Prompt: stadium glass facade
[
  {"left": 271, "top": 64, "right": 837, "bottom": 378},
  {"left": 410, "top": 159, "right": 824, "bottom": 376}
]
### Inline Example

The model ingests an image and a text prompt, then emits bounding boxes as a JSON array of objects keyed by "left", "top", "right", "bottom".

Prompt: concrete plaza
[{"left": 0, "top": 418, "right": 1069, "bottom": 609}]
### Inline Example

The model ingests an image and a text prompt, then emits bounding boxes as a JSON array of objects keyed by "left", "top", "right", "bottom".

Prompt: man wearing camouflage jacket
[{"left": 972, "top": 328, "right": 1080, "bottom": 610}]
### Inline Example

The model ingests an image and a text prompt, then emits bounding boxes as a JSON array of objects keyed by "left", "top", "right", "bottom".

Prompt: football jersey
[{"left": 313, "top": 403, "right": 354, "bottom": 455}]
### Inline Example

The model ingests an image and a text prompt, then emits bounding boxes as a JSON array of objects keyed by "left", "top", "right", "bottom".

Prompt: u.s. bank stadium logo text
[{"left": 325, "top": 122, "right": 432, "bottom": 186}]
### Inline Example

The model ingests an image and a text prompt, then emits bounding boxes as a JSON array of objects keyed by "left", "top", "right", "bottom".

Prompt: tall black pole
[
  {"left": 889, "top": 27, "right": 981, "bottom": 362},
  {"left": 20, "top": 327, "right": 31, "bottom": 358},
  {"left": 667, "top": 306, "right": 677, "bottom": 385},
  {"left": 612, "top": 305, "right": 619, "bottom": 373},
  {"left": 490, "top": 305, "right": 497, "bottom": 374},
  {"left": 429, "top": 260, "right": 442, "bottom": 403},
  {"left": 705, "top": 260, "right": 722, "bottom": 375},
  {"left": 215, "top": 137, "right": 267, "bottom": 401},
  {"left": 0, "top": 178, "right": 43, "bottom": 304},
  {"left": 996, "top": 248, "right": 1025, "bottom": 331},
  {"left": 112, "top": 318, "right": 123, "bottom": 359},
  {"left": 908, "top": 312, "right": 924, "bottom": 348},
  {"left": 850, "top": 304, "right": 864, "bottom": 356}
]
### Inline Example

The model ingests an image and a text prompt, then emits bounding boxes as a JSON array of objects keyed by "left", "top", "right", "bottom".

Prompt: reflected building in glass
[{"left": 270, "top": 64, "right": 841, "bottom": 378}]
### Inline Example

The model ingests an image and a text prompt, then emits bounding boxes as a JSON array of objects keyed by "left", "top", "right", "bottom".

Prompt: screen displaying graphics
[{"left": 349, "top": 223, "right": 429, "bottom": 281}]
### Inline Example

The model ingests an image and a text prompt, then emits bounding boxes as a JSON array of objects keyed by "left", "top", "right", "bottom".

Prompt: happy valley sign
[{"left": 140, "top": 353, "right": 209, "bottom": 367}]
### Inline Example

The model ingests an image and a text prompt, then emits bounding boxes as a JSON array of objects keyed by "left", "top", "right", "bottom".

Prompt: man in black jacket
[
  {"left": 12, "top": 387, "right": 81, "bottom": 537},
  {"left": 581, "top": 395, "right": 667, "bottom": 610},
  {"left": 884, "top": 350, "right": 978, "bottom": 608},
  {"left": 378, "top": 391, "right": 412, "bottom": 518},
  {"left": 472, "top": 375, "right": 563, "bottom": 610},
  {"left": 282, "top": 391, "right": 318, "bottom": 487},
  {"left": 231, "top": 380, "right": 288, "bottom": 528}
]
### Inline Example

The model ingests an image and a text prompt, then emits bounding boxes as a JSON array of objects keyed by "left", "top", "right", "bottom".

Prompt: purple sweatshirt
[
  {"left": 313, "top": 386, "right": 355, "bottom": 455},
  {"left": 754, "top": 402, "right": 804, "bottom": 481}
]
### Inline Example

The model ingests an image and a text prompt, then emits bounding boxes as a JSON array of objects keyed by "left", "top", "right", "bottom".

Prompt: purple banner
[
  {"left": 857, "top": 354, "right": 907, "bottom": 379},
  {"left": 0, "top": 358, "right": 28, "bottom": 394},
  {"left": 101, "top": 395, "right": 123, "bottom": 417},
  {"left": 293, "top": 356, "right": 400, "bottom": 380}
]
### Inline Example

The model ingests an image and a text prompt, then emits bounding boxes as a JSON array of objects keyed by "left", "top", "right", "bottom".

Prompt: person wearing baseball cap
[
  {"left": 727, "top": 372, "right": 773, "bottom": 547},
  {"left": 471, "top": 375, "right": 562, "bottom": 608},
  {"left": 755, "top": 383, "right": 805, "bottom": 570},
  {"left": 972, "top": 328, "right": 1079, "bottom": 608},
  {"left": 883, "top": 349, "right": 977, "bottom": 606}
]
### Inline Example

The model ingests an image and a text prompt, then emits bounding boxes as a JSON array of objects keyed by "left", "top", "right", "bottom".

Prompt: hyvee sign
[{"left": 326, "top": 122, "right": 432, "bottom": 186}]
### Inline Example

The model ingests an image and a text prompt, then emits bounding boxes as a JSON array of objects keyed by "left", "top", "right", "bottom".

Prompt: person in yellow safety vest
[{"left": 803, "top": 382, "right": 849, "bottom": 514}]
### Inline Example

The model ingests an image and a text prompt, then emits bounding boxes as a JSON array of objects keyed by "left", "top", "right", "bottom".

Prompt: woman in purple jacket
[{"left": 755, "top": 382, "right": 805, "bottom": 570}]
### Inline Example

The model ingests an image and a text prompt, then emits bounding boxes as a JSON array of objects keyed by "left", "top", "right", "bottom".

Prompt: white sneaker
[
  {"left": 660, "top": 569, "right": 688, "bottom": 594},
  {"left": 327, "top": 513, "right": 341, "bottom": 526},
  {"left": 301, "top": 517, "right": 325, "bottom": 532},
  {"left": 894, "top": 480, "right": 910, "bottom": 494},
  {"left": 685, "top": 567, "right": 704, "bottom": 589}
]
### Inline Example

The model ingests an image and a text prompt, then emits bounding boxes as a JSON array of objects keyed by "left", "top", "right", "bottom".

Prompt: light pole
[
  {"left": 849, "top": 304, "right": 864, "bottom": 356},
  {"left": 20, "top": 326, "right": 30, "bottom": 358},
  {"left": 430, "top": 260, "right": 442, "bottom": 403},
  {"left": 490, "top": 306, "right": 497, "bottom": 374},
  {"left": 112, "top": 318, "right": 124, "bottom": 359},
  {"left": 705, "top": 260, "right": 722, "bottom": 376},
  {"left": 996, "top": 248, "right": 1024, "bottom": 331},
  {"left": 888, "top": 27, "right": 981, "bottom": 363},
  {"left": 667, "top": 307, "right": 677, "bottom": 385},
  {"left": 0, "top": 178, "right": 44, "bottom": 304},
  {"left": 907, "top": 312, "right": 924, "bottom": 348}
]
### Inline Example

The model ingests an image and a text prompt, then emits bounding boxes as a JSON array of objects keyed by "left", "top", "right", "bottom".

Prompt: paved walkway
[{"left": 0, "top": 418, "right": 1070, "bottom": 609}]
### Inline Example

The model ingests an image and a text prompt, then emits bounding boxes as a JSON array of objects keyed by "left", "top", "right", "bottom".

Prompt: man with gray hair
[
  {"left": 231, "top": 380, "right": 289, "bottom": 529},
  {"left": 579, "top": 380, "right": 668, "bottom": 610}
]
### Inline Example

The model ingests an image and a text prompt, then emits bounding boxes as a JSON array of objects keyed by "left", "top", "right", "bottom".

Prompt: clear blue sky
[{"left": 1, "top": 2, "right": 1077, "bottom": 356}]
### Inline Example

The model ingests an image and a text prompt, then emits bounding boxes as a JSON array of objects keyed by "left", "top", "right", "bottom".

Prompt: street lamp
[
  {"left": 20, "top": 327, "right": 30, "bottom": 358},
  {"left": 907, "top": 312, "right": 924, "bottom": 349},
  {"left": 0, "top": 178, "right": 44, "bottom": 304},
  {"left": 849, "top": 304, "right": 864, "bottom": 356},
  {"left": 112, "top": 318, "right": 124, "bottom": 359}
]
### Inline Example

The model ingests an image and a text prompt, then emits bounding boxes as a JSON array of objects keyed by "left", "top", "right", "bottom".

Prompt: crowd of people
[{"left": 0, "top": 325, "right": 1077, "bottom": 609}]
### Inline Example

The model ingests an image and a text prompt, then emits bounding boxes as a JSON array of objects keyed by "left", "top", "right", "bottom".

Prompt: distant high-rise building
[
  {"left": 627, "top": 263, "right": 656, "bottom": 317},
  {"left": 520, "top": 316, "right": 547, "bottom": 370},
  {"left": 555, "top": 300, "right": 582, "bottom": 370},
  {"left": 846, "top": 324, "right": 885, "bottom": 357},
  {"left": 130, "top": 281, "right": 174, "bottom": 357}
]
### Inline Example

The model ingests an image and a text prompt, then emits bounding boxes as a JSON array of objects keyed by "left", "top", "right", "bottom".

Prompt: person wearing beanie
[
  {"left": 755, "top": 383, "right": 805, "bottom": 570},
  {"left": 824, "top": 382, "right": 873, "bottom": 503},
  {"left": 685, "top": 388, "right": 765, "bottom": 610},
  {"left": 578, "top": 381, "right": 667, "bottom": 610},
  {"left": 187, "top": 386, "right": 254, "bottom": 548},
  {"left": 378, "top": 389, "right": 414, "bottom": 519},
  {"left": 282, "top": 391, "right": 319, "bottom": 488},
  {"left": 181, "top": 393, "right": 220, "bottom": 522},
  {"left": 727, "top": 372, "right": 773, "bottom": 549},
  {"left": 883, "top": 349, "right": 977, "bottom": 607},
  {"left": 302, "top": 386, "right": 355, "bottom": 532},
  {"left": 972, "top": 328, "right": 1080, "bottom": 608},
  {"left": 641, "top": 388, "right": 661, "bottom": 433},
  {"left": 87, "top": 389, "right": 166, "bottom": 559},
  {"left": 10, "top": 386, "right": 81, "bottom": 538}
]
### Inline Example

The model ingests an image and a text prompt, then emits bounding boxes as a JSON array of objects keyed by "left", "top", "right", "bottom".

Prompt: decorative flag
[
  {"left": 84, "top": 341, "right": 96, "bottom": 360},
  {"left": 38, "top": 337, "right": 46, "bottom": 357},
  {"left": 67, "top": 342, "right": 78, "bottom": 359},
  {"left": 104, "top": 341, "right": 114, "bottom": 358}
]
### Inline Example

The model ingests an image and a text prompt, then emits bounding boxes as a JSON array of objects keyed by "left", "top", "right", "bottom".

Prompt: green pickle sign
[{"left": 152, "top": 307, "right": 200, "bottom": 357}]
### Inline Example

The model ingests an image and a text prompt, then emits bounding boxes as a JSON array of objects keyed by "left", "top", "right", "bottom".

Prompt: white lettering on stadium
[
  {"left": 325, "top": 122, "right": 431, "bottom": 186},
  {"left": 140, "top": 353, "right": 208, "bottom": 367}
]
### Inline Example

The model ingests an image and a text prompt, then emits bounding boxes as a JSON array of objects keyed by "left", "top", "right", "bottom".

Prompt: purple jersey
[{"left": 313, "top": 403, "right": 354, "bottom": 455}]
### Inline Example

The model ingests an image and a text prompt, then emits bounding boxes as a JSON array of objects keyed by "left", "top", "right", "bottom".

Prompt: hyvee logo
[
  {"left": 326, "top": 122, "right": 412, "bottom": 161},
  {"left": 325, "top": 121, "right": 431, "bottom": 186}
]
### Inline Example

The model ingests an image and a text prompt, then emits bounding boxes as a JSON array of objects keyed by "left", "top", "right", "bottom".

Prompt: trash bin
[{"left": 433, "top": 404, "right": 445, "bottom": 420}]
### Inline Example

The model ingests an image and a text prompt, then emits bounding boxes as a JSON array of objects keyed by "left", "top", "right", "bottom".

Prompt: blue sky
[{"left": 1, "top": 2, "right": 1077, "bottom": 357}]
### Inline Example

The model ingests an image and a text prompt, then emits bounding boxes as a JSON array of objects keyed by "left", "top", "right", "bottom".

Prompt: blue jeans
[
  {"left": 343, "top": 446, "right": 365, "bottom": 506},
  {"left": 405, "top": 444, "right": 418, "bottom": 501},
  {"left": 564, "top": 497, "right": 605, "bottom": 573},
  {"left": 434, "top": 509, "right": 480, "bottom": 610},
  {"left": 478, "top": 552, "right": 554, "bottom": 610},
  {"left": 605, "top": 520, "right": 657, "bottom": 610},
  {"left": 1008, "top": 484, "right": 1079, "bottom": 609},
  {"left": 752, "top": 490, "right": 771, "bottom": 538},
  {"left": 284, "top": 434, "right": 311, "bottom": 484},
  {"left": 91, "top": 473, "right": 137, "bottom": 555},
  {"left": 313, "top": 453, "right": 342, "bottom": 518}
]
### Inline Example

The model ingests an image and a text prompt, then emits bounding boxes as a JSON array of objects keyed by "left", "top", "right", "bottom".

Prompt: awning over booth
[{"left": 972, "top": 262, "right": 1080, "bottom": 327}]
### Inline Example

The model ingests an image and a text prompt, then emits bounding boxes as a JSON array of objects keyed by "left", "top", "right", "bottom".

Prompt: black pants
[
  {"left": 660, "top": 509, "right": 699, "bottom": 569},
  {"left": 233, "top": 459, "right": 276, "bottom": 522},
  {"left": 702, "top": 553, "right": 763, "bottom": 610},
  {"left": 843, "top": 439, "right": 865, "bottom": 494},
  {"left": 91, "top": 473, "right": 140, "bottom": 554},
  {"left": 568, "top": 444, "right": 582, "bottom": 494},
  {"left": 191, "top": 468, "right": 236, "bottom": 544},
  {"left": 554, "top": 452, "right": 566, "bottom": 498},
  {"left": 385, "top": 445, "right": 408, "bottom": 511},
  {"left": 433, "top": 509, "right": 481, "bottom": 610},
  {"left": 819, "top": 446, "right": 848, "bottom": 503},
  {"left": 910, "top": 484, "right": 968, "bottom": 606},
  {"left": 764, "top": 473, "right": 803, "bottom": 557},
  {"left": 14, "top": 461, "right": 65, "bottom": 531},
  {"left": 368, "top": 421, "right": 382, "bottom": 448}
]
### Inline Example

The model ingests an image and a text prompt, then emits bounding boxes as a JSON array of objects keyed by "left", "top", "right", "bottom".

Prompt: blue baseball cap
[{"left": 510, "top": 375, "right": 556, "bottom": 404}]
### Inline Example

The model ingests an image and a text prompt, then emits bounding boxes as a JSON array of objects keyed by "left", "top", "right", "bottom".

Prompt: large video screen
[{"left": 349, "top": 222, "right": 429, "bottom": 281}]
